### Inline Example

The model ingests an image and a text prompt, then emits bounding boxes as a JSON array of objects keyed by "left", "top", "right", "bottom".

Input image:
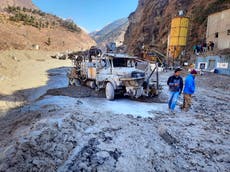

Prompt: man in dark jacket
[
  {"left": 182, "top": 69, "right": 197, "bottom": 111},
  {"left": 167, "top": 68, "right": 183, "bottom": 114}
]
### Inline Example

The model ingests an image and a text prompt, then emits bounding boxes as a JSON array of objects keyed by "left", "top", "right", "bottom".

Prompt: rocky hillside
[
  {"left": 0, "top": 1, "right": 95, "bottom": 51},
  {"left": 0, "top": 0, "right": 37, "bottom": 11},
  {"left": 90, "top": 18, "right": 129, "bottom": 49},
  {"left": 124, "top": 0, "right": 230, "bottom": 56}
]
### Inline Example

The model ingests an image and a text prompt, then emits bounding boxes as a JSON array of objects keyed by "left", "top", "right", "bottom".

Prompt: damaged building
[
  {"left": 196, "top": 9, "right": 230, "bottom": 75},
  {"left": 196, "top": 55, "right": 230, "bottom": 75},
  {"left": 206, "top": 9, "right": 230, "bottom": 50}
]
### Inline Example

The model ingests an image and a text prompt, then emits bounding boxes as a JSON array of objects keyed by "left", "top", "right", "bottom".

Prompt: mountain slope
[
  {"left": 0, "top": 0, "right": 37, "bottom": 11},
  {"left": 0, "top": 0, "right": 95, "bottom": 51},
  {"left": 124, "top": 0, "right": 230, "bottom": 55},
  {"left": 90, "top": 18, "right": 129, "bottom": 49}
]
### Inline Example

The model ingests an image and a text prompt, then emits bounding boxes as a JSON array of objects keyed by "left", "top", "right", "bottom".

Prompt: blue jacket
[{"left": 183, "top": 74, "right": 195, "bottom": 94}]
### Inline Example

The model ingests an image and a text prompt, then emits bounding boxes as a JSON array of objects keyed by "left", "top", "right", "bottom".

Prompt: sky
[{"left": 32, "top": 0, "right": 138, "bottom": 33}]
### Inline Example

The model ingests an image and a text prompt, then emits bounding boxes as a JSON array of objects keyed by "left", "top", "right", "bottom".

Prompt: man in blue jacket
[
  {"left": 167, "top": 68, "right": 183, "bottom": 114},
  {"left": 182, "top": 69, "right": 197, "bottom": 111}
]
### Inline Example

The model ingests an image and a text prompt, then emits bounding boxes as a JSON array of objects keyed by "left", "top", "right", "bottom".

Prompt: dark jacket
[
  {"left": 183, "top": 74, "right": 195, "bottom": 94},
  {"left": 167, "top": 75, "right": 183, "bottom": 93}
]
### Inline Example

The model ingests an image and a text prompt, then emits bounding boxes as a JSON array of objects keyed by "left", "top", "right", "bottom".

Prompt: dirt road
[
  {"left": 0, "top": 66, "right": 229, "bottom": 171},
  {"left": 0, "top": 50, "right": 71, "bottom": 114}
]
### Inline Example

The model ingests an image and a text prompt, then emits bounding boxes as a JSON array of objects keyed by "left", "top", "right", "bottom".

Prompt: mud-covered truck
[{"left": 68, "top": 53, "right": 159, "bottom": 100}]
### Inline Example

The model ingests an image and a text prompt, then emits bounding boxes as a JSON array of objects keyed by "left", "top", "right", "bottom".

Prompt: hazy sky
[{"left": 32, "top": 0, "right": 138, "bottom": 33}]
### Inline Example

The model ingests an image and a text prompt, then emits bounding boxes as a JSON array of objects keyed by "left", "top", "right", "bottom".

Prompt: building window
[
  {"left": 215, "top": 32, "right": 219, "bottom": 38},
  {"left": 227, "top": 30, "right": 230, "bottom": 35},
  {"left": 199, "top": 63, "right": 206, "bottom": 70}
]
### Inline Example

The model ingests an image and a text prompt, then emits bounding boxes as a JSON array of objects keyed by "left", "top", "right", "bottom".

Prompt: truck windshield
[{"left": 113, "top": 58, "right": 134, "bottom": 67}]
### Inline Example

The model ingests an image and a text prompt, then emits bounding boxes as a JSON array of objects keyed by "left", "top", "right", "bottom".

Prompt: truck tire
[{"left": 105, "top": 82, "right": 115, "bottom": 100}]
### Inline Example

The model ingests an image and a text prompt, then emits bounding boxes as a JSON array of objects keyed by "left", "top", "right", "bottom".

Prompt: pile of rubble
[{"left": 51, "top": 46, "right": 102, "bottom": 60}]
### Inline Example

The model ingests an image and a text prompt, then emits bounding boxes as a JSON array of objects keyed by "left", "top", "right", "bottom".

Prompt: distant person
[
  {"left": 181, "top": 69, "right": 197, "bottom": 111},
  {"left": 197, "top": 44, "right": 202, "bottom": 53},
  {"left": 195, "top": 45, "right": 199, "bottom": 54},
  {"left": 193, "top": 45, "right": 196, "bottom": 54},
  {"left": 210, "top": 41, "right": 215, "bottom": 51},
  {"left": 167, "top": 68, "right": 183, "bottom": 114},
  {"left": 207, "top": 42, "right": 210, "bottom": 51},
  {"left": 162, "top": 61, "right": 168, "bottom": 72},
  {"left": 202, "top": 42, "right": 207, "bottom": 52},
  {"left": 195, "top": 45, "right": 201, "bottom": 55}
]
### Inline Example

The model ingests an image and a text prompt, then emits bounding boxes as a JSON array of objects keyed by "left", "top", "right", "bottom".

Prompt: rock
[
  {"left": 216, "top": 154, "right": 230, "bottom": 163},
  {"left": 96, "top": 151, "right": 110, "bottom": 160},
  {"left": 2, "top": 145, "right": 16, "bottom": 158},
  {"left": 11, "top": 55, "right": 17, "bottom": 61},
  {"left": 76, "top": 100, "right": 83, "bottom": 105},
  {"left": 158, "top": 126, "right": 178, "bottom": 145},
  {"left": 32, "top": 159, "right": 42, "bottom": 166},
  {"left": 109, "top": 149, "right": 122, "bottom": 161}
]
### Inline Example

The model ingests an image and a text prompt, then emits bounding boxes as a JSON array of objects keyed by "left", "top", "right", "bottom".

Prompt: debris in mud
[
  {"left": 0, "top": 111, "right": 124, "bottom": 172},
  {"left": 135, "top": 94, "right": 167, "bottom": 103},
  {"left": 65, "top": 138, "right": 122, "bottom": 171},
  {"left": 44, "top": 85, "right": 168, "bottom": 103},
  {"left": 44, "top": 86, "right": 105, "bottom": 98},
  {"left": 51, "top": 52, "right": 68, "bottom": 60},
  {"left": 0, "top": 113, "right": 81, "bottom": 172},
  {"left": 158, "top": 126, "right": 178, "bottom": 145},
  {"left": 108, "top": 148, "right": 122, "bottom": 162}
]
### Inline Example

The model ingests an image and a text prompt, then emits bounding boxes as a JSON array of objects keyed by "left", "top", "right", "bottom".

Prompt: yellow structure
[{"left": 169, "top": 17, "right": 189, "bottom": 59}]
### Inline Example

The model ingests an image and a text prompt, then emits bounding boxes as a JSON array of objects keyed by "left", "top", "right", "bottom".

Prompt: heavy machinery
[{"left": 67, "top": 50, "right": 159, "bottom": 100}]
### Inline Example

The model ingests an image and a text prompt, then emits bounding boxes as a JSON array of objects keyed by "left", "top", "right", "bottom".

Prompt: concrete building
[
  {"left": 206, "top": 9, "right": 230, "bottom": 50},
  {"left": 196, "top": 55, "right": 230, "bottom": 75}
]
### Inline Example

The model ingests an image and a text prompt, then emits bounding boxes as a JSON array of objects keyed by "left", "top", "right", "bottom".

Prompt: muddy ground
[
  {"left": 43, "top": 86, "right": 167, "bottom": 103},
  {"left": 0, "top": 69, "right": 229, "bottom": 172},
  {"left": 0, "top": 50, "right": 71, "bottom": 114}
]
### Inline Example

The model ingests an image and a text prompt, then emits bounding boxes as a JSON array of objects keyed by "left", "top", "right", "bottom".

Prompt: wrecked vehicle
[{"left": 68, "top": 52, "right": 159, "bottom": 100}]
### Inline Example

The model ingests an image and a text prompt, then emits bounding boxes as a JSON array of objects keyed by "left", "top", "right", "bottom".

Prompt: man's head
[
  {"left": 174, "top": 68, "right": 182, "bottom": 77},
  {"left": 190, "top": 69, "right": 197, "bottom": 77}
]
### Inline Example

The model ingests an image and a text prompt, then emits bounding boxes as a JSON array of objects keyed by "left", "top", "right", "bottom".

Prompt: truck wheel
[
  {"left": 74, "top": 79, "right": 81, "bottom": 86},
  {"left": 105, "top": 82, "right": 114, "bottom": 100}
]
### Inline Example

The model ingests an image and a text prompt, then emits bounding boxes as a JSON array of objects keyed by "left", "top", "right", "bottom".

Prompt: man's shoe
[
  {"left": 181, "top": 108, "right": 189, "bottom": 112},
  {"left": 169, "top": 109, "right": 175, "bottom": 115}
]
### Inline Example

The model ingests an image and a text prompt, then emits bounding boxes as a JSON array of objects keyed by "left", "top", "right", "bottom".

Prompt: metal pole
[{"left": 156, "top": 63, "right": 159, "bottom": 90}]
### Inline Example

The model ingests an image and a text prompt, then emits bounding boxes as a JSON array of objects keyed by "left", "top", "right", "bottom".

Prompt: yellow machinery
[
  {"left": 141, "top": 46, "right": 166, "bottom": 66},
  {"left": 168, "top": 17, "right": 189, "bottom": 61}
]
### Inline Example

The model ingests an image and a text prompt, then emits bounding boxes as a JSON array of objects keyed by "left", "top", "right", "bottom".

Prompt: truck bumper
[{"left": 125, "top": 87, "right": 144, "bottom": 98}]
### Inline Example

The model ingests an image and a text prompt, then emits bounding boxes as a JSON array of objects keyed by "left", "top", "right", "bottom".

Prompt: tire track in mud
[{"left": 43, "top": 85, "right": 168, "bottom": 104}]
